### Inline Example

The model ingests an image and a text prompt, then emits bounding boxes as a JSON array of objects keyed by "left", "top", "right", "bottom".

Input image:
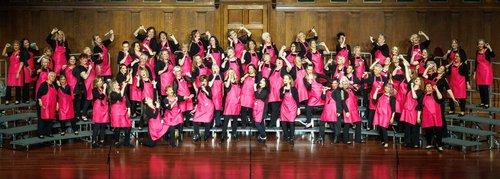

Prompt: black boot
[{"left": 192, "top": 135, "right": 201, "bottom": 142}]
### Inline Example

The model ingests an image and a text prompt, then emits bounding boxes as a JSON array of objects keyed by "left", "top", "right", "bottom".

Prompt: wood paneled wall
[{"left": 1, "top": 0, "right": 500, "bottom": 75}]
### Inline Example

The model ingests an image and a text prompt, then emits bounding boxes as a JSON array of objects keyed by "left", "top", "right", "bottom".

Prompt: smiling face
[
  {"left": 422, "top": 49, "right": 428, "bottom": 59},
  {"left": 210, "top": 37, "right": 217, "bottom": 46},
  {"left": 22, "top": 39, "right": 30, "bottom": 48},
  {"left": 160, "top": 33, "right": 167, "bottom": 41},
  {"left": 59, "top": 75, "right": 67, "bottom": 85},
  {"left": 410, "top": 34, "right": 419, "bottom": 45},
  {"left": 134, "top": 43, "right": 141, "bottom": 51},
  {"left": 331, "top": 80, "right": 339, "bottom": 89},
  {"left": 247, "top": 65, "right": 256, "bottom": 74},
  {"left": 12, "top": 42, "right": 20, "bottom": 51},
  {"left": 161, "top": 51, "right": 169, "bottom": 61},
  {"left": 425, "top": 83, "right": 433, "bottom": 93},
  {"left": 94, "top": 35, "right": 102, "bottom": 44},
  {"left": 147, "top": 28, "right": 155, "bottom": 38},
  {"left": 346, "top": 65, "right": 354, "bottom": 74},
  {"left": 249, "top": 41, "right": 256, "bottom": 50},
  {"left": 478, "top": 40, "right": 485, "bottom": 49},
  {"left": 122, "top": 43, "right": 130, "bottom": 51},
  {"left": 120, "top": 65, "right": 127, "bottom": 74},
  {"left": 166, "top": 87, "right": 174, "bottom": 96},
  {"left": 414, "top": 77, "right": 422, "bottom": 86},
  {"left": 227, "top": 48, "right": 235, "bottom": 58},
  {"left": 384, "top": 84, "right": 391, "bottom": 94},
  {"left": 212, "top": 64, "right": 220, "bottom": 74},
  {"left": 96, "top": 78, "right": 103, "bottom": 88},
  {"left": 229, "top": 30, "right": 237, "bottom": 39},
  {"left": 48, "top": 73, "right": 56, "bottom": 83},
  {"left": 259, "top": 78, "right": 266, "bottom": 88},
  {"left": 306, "top": 65, "right": 314, "bottom": 74},
  {"left": 69, "top": 56, "right": 76, "bottom": 65},
  {"left": 283, "top": 75, "right": 291, "bottom": 84},
  {"left": 378, "top": 34, "right": 385, "bottom": 44},
  {"left": 391, "top": 46, "right": 399, "bottom": 56},
  {"left": 297, "top": 32, "right": 305, "bottom": 41},
  {"left": 451, "top": 40, "right": 459, "bottom": 50}
]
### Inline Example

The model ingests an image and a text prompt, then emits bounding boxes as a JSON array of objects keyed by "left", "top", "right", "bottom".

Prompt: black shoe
[
  {"left": 60, "top": 132, "right": 65, "bottom": 136},
  {"left": 484, "top": 105, "right": 490, "bottom": 109},
  {"left": 458, "top": 113, "right": 465, "bottom": 117},
  {"left": 203, "top": 135, "right": 211, "bottom": 142},
  {"left": 257, "top": 136, "right": 267, "bottom": 144},
  {"left": 192, "top": 135, "right": 201, "bottom": 142},
  {"left": 38, "top": 135, "right": 45, "bottom": 139},
  {"left": 344, "top": 141, "right": 352, "bottom": 144},
  {"left": 48, "top": 134, "right": 54, "bottom": 137},
  {"left": 115, "top": 142, "right": 121, "bottom": 148},
  {"left": 170, "top": 142, "right": 177, "bottom": 148},
  {"left": 92, "top": 142, "right": 100, "bottom": 148},
  {"left": 15, "top": 101, "right": 20, "bottom": 105},
  {"left": 315, "top": 137, "right": 324, "bottom": 144},
  {"left": 74, "top": 131, "right": 79, "bottom": 135},
  {"left": 288, "top": 138, "right": 294, "bottom": 145}
]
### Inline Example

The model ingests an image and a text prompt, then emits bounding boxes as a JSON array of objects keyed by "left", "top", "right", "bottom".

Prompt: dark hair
[
  {"left": 247, "top": 39, "right": 259, "bottom": 51},
  {"left": 247, "top": 64, "right": 256, "bottom": 73},
  {"left": 291, "top": 42, "right": 301, "bottom": 52},
  {"left": 259, "top": 77, "right": 270, "bottom": 91},
  {"left": 132, "top": 42, "right": 141, "bottom": 50},
  {"left": 190, "top": 29, "right": 199, "bottom": 42},
  {"left": 122, "top": 41, "right": 129, "bottom": 45},
  {"left": 20, "top": 38, "right": 30, "bottom": 49},
  {"left": 336, "top": 32, "right": 346, "bottom": 40},
  {"left": 200, "top": 75, "right": 208, "bottom": 83},
  {"left": 159, "top": 31, "right": 168, "bottom": 38},
  {"left": 209, "top": 36, "right": 221, "bottom": 49},
  {"left": 146, "top": 27, "right": 156, "bottom": 36}
]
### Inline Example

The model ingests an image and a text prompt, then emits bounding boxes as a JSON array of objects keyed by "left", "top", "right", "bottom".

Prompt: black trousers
[
  {"left": 268, "top": 102, "right": 281, "bottom": 127},
  {"left": 130, "top": 101, "right": 139, "bottom": 117},
  {"left": 305, "top": 105, "right": 323, "bottom": 123},
  {"left": 221, "top": 115, "right": 238, "bottom": 136},
  {"left": 379, "top": 127, "right": 388, "bottom": 144},
  {"left": 478, "top": 85, "right": 490, "bottom": 105},
  {"left": 92, "top": 123, "right": 107, "bottom": 142},
  {"left": 5, "top": 86, "right": 21, "bottom": 102},
  {"left": 344, "top": 122, "right": 362, "bottom": 143},
  {"left": 281, "top": 121, "right": 295, "bottom": 139},
  {"left": 22, "top": 82, "right": 35, "bottom": 102},
  {"left": 60, "top": 118, "right": 78, "bottom": 132},
  {"left": 440, "top": 102, "right": 448, "bottom": 136},
  {"left": 213, "top": 110, "right": 222, "bottom": 126},
  {"left": 183, "top": 111, "right": 193, "bottom": 127},
  {"left": 167, "top": 124, "right": 184, "bottom": 144},
  {"left": 38, "top": 119, "right": 54, "bottom": 136},
  {"left": 142, "top": 132, "right": 157, "bottom": 147},
  {"left": 403, "top": 122, "right": 420, "bottom": 147},
  {"left": 367, "top": 109, "right": 375, "bottom": 129},
  {"left": 82, "top": 100, "right": 91, "bottom": 117},
  {"left": 255, "top": 121, "right": 266, "bottom": 137},
  {"left": 425, "top": 126, "right": 443, "bottom": 147},
  {"left": 318, "top": 121, "right": 335, "bottom": 138},
  {"left": 449, "top": 98, "right": 466, "bottom": 113},
  {"left": 114, "top": 127, "right": 132, "bottom": 145},
  {"left": 193, "top": 121, "right": 211, "bottom": 136},
  {"left": 240, "top": 107, "right": 254, "bottom": 128}
]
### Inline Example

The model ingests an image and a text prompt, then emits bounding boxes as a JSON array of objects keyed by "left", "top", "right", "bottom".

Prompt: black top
[
  {"left": 197, "top": 86, "right": 213, "bottom": 100},
  {"left": 221, "top": 59, "right": 244, "bottom": 77},
  {"left": 163, "top": 96, "right": 185, "bottom": 110},
  {"left": 37, "top": 82, "right": 57, "bottom": 99},
  {"left": 156, "top": 40, "right": 179, "bottom": 54},
  {"left": 475, "top": 49, "right": 496, "bottom": 70},
  {"left": 109, "top": 91, "right": 131, "bottom": 107},
  {"left": 447, "top": 63, "right": 470, "bottom": 82},
  {"left": 136, "top": 34, "right": 158, "bottom": 53},
  {"left": 189, "top": 39, "right": 209, "bottom": 58},
  {"left": 92, "top": 88, "right": 106, "bottom": 101},
  {"left": 280, "top": 86, "right": 300, "bottom": 106},
  {"left": 298, "top": 36, "right": 318, "bottom": 57},
  {"left": 46, "top": 33, "right": 71, "bottom": 59},
  {"left": 144, "top": 105, "right": 159, "bottom": 119},
  {"left": 303, "top": 74, "right": 330, "bottom": 91},
  {"left": 243, "top": 51, "right": 262, "bottom": 64},
  {"left": 336, "top": 44, "right": 352, "bottom": 59},
  {"left": 447, "top": 48, "right": 467, "bottom": 62},
  {"left": 371, "top": 42, "right": 390, "bottom": 57},
  {"left": 373, "top": 94, "right": 396, "bottom": 112},
  {"left": 59, "top": 84, "right": 71, "bottom": 95},
  {"left": 407, "top": 40, "right": 431, "bottom": 58}
]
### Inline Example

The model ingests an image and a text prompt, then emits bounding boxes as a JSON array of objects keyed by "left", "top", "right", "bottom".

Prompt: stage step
[
  {"left": 0, "top": 102, "right": 36, "bottom": 110},
  {"left": 446, "top": 115, "right": 500, "bottom": 125},
  {"left": 466, "top": 104, "right": 500, "bottom": 113},
  {"left": 0, "top": 113, "right": 37, "bottom": 123},
  {"left": 442, "top": 137, "right": 482, "bottom": 147},
  {"left": 10, "top": 131, "right": 92, "bottom": 146},
  {"left": 447, "top": 126, "right": 496, "bottom": 136},
  {"left": 0, "top": 121, "right": 92, "bottom": 135},
  {"left": 0, "top": 125, "right": 37, "bottom": 135}
]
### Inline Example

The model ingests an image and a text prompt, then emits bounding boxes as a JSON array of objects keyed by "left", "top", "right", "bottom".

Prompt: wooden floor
[{"left": 1, "top": 135, "right": 499, "bottom": 179}]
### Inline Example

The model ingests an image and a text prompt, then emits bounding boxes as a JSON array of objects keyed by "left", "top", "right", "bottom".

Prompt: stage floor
[{"left": 1, "top": 135, "right": 499, "bottom": 179}]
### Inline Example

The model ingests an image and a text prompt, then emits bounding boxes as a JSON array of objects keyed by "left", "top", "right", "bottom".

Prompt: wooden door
[{"left": 222, "top": 4, "right": 268, "bottom": 48}]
